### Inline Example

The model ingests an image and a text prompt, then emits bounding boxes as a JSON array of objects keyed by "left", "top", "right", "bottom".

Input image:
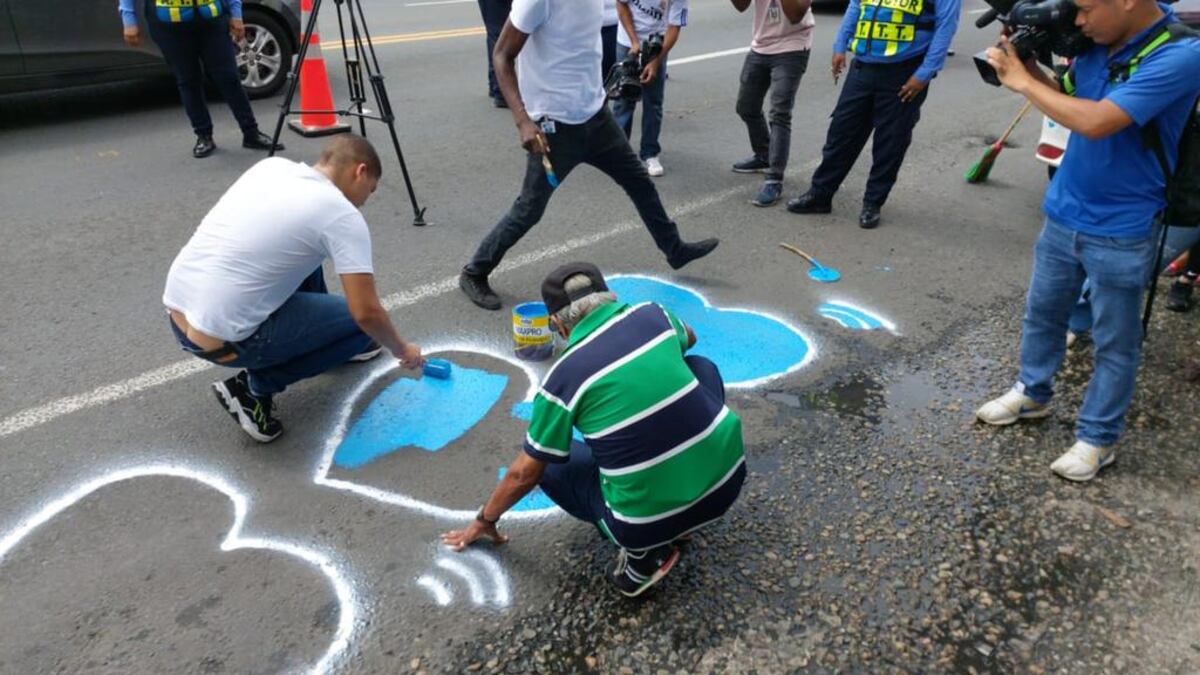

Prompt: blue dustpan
[{"left": 780, "top": 243, "right": 841, "bottom": 283}]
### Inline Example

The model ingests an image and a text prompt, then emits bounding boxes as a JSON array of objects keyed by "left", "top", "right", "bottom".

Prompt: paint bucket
[{"left": 512, "top": 302, "right": 554, "bottom": 362}]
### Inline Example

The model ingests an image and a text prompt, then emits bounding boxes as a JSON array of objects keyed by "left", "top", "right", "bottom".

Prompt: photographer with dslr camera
[
  {"left": 976, "top": 0, "right": 1200, "bottom": 482},
  {"left": 458, "top": 0, "right": 719, "bottom": 311},
  {"left": 612, "top": 0, "right": 689, "bottom": 177}
]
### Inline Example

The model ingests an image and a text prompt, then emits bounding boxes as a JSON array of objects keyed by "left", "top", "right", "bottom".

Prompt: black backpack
[{"left": 1119, "top": 22, "right": 1200, "bottom": 228}]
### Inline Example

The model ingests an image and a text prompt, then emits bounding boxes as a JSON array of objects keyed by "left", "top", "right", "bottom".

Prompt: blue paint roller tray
[{"left": 779, "top": 243, "right": 841, "bottom": 283}]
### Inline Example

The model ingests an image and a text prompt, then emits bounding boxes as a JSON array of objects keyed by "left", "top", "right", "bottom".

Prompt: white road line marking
[
  {"left": 407, "top": 0, "right": 474, "bottom": 6},
  {"left": 671, "top": 47, "right": 751, "bottom": 66},
  {"left": 968, "top": 8, "right": 991, "bottom": 14},
  {"left": 0, "top": 186, "right": 744, "bottom": 439},
  {"left": 417, "top": 575, "right": 453, "bottom": 605}
]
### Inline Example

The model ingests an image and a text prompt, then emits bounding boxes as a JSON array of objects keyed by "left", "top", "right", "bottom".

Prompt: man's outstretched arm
[
  {"left": 442, "top": 452, "right": 547, "bottom": 550},
  {"left": 341, "top": 273, "right": 424, "bottom": 369}
]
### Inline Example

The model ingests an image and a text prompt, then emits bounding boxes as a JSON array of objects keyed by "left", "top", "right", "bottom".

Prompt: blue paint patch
[
  {"left": 608, "top": 276, "right": 810, "bottom": 385},
  {"left": 818, "top": 302, "right": 891, "bottom": 331},
  {"left": 333, "top": 366, "right": 509, "bottom": 469},
  {"left": 499, "top": 467, "right": 558, "bottom": 512}
]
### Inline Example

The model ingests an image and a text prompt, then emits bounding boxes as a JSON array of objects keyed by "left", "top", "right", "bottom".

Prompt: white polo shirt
[
  {"left": 163, "top": 158, "right": 373, "bottom": 342},
  {"left": 511, "top": 0, "right": 605, "bottom": 125},
  {"left": 617, "top": 0, "right": 688, "bottom": 48}
]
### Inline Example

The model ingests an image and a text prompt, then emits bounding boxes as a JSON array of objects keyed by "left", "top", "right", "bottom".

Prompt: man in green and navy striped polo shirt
[{"left": 443, "top": 262, "right": 745, "bottom": 597}]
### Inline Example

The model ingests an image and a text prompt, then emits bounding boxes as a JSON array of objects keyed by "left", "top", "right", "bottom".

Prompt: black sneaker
[
  {"left": 211, "top": 372, "right": 283, "bottom": 443},
  {"left": 667, "top": 238, "right": 720, "bottom": 270},
  {"left": 858, "top": 203, "right": 882, "bottom": 229},
  {"left": 732, "top": 155, "right": 770, "bottom": 173},
  {"left": 349, "top": 340, "right": 384, "bottom": 362},
  {"left": 459, "top": 271, "right": 502, "bottom": 310},
  {"left": 608, "top": 544, "right": 681, "bottom": 597},
  {"left": 243, "top": 130, "right": 284, "bottom": 152},
  {"left": 1166, "top": 279, "right": 1194, "bottom": 312},
  {"left": 193, "top": 135, "right": 216, "bottom": 158},
  {"left": 785, "top": 191, "right": 833, "bottom": 215}
]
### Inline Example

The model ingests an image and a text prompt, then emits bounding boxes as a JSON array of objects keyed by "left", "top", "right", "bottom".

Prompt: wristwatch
[{"left": 475, "top": 507, "right": 498, "bottom": 526}]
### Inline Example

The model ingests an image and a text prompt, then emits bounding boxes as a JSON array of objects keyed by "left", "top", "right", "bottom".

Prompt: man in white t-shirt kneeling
[
  {"left": 458, "top": 0, "right": 719, "bottom": 311},
  {"left": 164, "top": 135, "right": 425, "bottom": 443}
]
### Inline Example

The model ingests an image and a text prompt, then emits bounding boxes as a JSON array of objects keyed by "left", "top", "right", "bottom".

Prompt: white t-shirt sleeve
[
  {"left": 510, "top": 0, "right": 550, "bottom": 34},
  {"left": 669, "top": 0, "right": 688, "bottom": 27},
  {"left": 322, "top": 212, "right": 374, "bottom": 275}
]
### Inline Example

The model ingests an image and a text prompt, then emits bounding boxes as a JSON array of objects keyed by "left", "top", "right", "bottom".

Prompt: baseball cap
[{"left": 541, "top": 262, "right": 609, "bottom": 316}]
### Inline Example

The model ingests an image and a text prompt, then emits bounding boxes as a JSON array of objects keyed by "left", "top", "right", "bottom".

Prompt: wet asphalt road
[{"left": 1, "top": 0, "right": 1198, "bottom": 673}]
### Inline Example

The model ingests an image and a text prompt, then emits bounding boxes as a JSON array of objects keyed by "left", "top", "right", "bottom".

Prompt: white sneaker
[
  {"left": 1050, "top": 440, "right": 1115, "bottom": 482},
  {"left": 975, "top": 387, "right": 1051, "bottom": 426},
  {"left": 645, "top": 156, "right": 664, "bottom": 177}
]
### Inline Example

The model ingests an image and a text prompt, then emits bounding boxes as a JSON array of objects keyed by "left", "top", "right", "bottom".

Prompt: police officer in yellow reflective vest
[
  {"left": 786, "top": 0, "right": 959, "bottom": 228},
  {"left": 119, "top": 0, "right": 283, "bottom": 158}
]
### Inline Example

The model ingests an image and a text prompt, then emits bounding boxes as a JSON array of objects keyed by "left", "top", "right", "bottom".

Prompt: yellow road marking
[{"left": 320, "top": 26, "right": 485, "bottom": 50}]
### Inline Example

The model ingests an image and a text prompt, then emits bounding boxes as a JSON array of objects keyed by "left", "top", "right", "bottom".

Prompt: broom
[{"left": 965, "top": 100, "right": 1034, "bottom": 184}]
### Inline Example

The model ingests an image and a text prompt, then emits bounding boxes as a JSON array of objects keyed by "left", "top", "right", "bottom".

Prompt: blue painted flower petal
[
  {"left": 607, "top": 276, "right": 810, "bottom": 385},
  {"left": 333, "top": 366, "right": 509, "bottom": 469}
]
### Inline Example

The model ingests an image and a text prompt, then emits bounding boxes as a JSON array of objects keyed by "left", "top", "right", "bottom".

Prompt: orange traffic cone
[{"left": 288, "top": 0, "right": 351, "bottom": 137}]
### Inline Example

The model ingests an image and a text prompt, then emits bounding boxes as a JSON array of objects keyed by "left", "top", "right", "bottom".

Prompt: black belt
[{"left": 853, "top": 55, "right": 926, "bottom": 70}]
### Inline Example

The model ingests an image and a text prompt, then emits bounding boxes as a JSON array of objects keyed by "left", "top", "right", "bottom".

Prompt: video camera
[
  {"left": 605, "top": 33, "right": 665, "bottom": 102},
  {"left": 973, "top": 0, "right": 1093, "bottom": 86}
]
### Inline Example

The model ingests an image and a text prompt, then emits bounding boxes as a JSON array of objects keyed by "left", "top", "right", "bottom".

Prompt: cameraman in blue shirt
[{"left": 976, "top": 0, "right": 1200, "bottom": 482}]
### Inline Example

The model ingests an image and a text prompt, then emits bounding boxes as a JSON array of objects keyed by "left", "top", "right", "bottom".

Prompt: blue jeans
[
  {"left": 170, "top": 269, "right": 373, "bottom": 396},
  {"left": 1017, "top": 218, "right": 1160, "bottom": 447},
  {"left": 611, "top": 44, "right": 666, "bottom": 160},
  {"left": 538, "top": 355, "right": 725, "bottom": 543},
  {"left": 1068, "top": 225, "right": 1200, "bottom": 332}
]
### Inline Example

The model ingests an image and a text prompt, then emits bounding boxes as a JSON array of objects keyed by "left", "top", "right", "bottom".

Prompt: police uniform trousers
[{"left": 809, "top": 54, "right": 929, "bottom": 208}]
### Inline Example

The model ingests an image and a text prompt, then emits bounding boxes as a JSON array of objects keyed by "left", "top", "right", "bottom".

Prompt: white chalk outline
[
  {"left": 818, "top": 300, "right": 900, "bottom": 334},
  {"left": 315, "top": 342, "right": 560, "bottom": 521},
  {"left": 0, "top": 464, "right": 358, "bottom": 675},
  {"left": 607, "top": 274, "right": 817, "bottom": 389},
  {"left": 416, "top": 550, "right": 512, "bottom": 608}
]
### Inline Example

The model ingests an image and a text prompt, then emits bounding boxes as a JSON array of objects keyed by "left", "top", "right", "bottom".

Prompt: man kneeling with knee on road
[
  {"left": 443, "top": 262, "right": 746, "bottom": 597},
  {"left": 164, "top": 135, "right": 425, "bottom": 443}
]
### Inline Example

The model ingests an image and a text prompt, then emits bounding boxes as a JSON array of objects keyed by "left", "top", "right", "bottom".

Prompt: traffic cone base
[{"left": 287, "top": 118, "right": 352, "bottom": 137}]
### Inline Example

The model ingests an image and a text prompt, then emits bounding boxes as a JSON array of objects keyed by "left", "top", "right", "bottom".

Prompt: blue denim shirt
[
  {"left": 833, "top": 0, "right": 962, "bottom": 83},
  {"left": 118, "top": 0, "right": 243, "bottom": 28},
  {"left": 1044, "top": 6, "right": 1200, "bottom": 238}
]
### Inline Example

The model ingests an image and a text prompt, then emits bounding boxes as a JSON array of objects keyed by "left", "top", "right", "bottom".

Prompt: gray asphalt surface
[{"left": 1, "top": 0, "right": 1198, "bottom": 673}]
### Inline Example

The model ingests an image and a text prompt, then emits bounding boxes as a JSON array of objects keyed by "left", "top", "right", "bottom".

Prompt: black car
[{"left": 0, "top": 0, "right": 299, "bottom": 98}]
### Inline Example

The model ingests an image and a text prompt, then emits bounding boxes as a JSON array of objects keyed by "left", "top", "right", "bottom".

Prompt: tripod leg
[
  {"left": 369, "top": 75, "right": 426, "bottom": 226},
  {"left": 270, "top": 0, "right": 324, "bottom": 155}
]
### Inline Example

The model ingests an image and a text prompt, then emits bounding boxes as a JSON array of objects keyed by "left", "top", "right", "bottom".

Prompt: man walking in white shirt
[{"left": 458, "top": 0, "right": 719, "bottom": 311}]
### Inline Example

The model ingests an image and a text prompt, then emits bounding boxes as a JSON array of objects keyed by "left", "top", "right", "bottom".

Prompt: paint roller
[{"left": 423, "top": 358, "right": 452, "bottom": 380}]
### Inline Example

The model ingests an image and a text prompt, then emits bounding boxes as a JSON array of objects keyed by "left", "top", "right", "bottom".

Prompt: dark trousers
[
  {"left": 476, "top": 0, "right": 512, "bottom": 100},
  {"left": 538, "top": 355, "right": 726, "bottom": 546},
  {"left": 809, "top": 56, "right": 928, "bottom": 207},
  {"left": 735, "top": 49, "right": 810, "bottom": 181},
  {"left": 146, "top": 13, "right": 258, "bottom": 137},
  {"left": 170, "top": 269, "right": 373, "bottom": 396},
  {"left": 464, "top": 107, "right": 687, "bottom": 277},
  {"left": 601, "top": 24, "right": 619, "bottom": 81}
]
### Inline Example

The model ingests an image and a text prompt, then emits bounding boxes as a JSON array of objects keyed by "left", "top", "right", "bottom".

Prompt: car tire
[
  {"left": 238, "top": 9, "right": 293, "bottom": 99},
  {"left": 1047, "top": 166, "right": 1057, "bottom": 180}
]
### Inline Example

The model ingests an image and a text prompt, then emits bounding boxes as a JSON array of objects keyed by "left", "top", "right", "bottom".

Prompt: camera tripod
[{"left": 268, "top": 0, "right": 428, "bottom": 226}]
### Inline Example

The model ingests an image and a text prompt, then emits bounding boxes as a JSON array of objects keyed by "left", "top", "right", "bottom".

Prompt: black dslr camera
[
  {"left": 973, "top": 0, "right": 1093, "bottom": 86},
  {"left": 605, "top": 33, "right": 665, "bottom": 102}
]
